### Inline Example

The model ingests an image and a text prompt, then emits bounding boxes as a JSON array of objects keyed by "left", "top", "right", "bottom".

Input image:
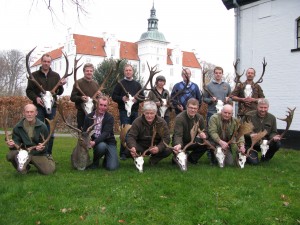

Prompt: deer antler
[
  {"left": 27, "top": 113, "right": 59, "bottom": 151},
  {"left": 91, "top": 64, "right": 114, "bottom": 99},
  {"left": 26, "top": 47, "right": 46, "bottom": 94},
  {"left": 50, "top": 52, "right": 73, "bottom": 95},
  {"left": 249, "top": 130, "right": 268, "bottom": 151},
  {"left": 182, "top": 121, "right": 200, "bottom": 152},
  {"left": 233, "top": 59, "right": 245, "bottom": 87},
  {"left": 254, "top": 58, "right": 267, "bottom": 85},
  {"left": 73, "top": 55, "right": 85, "bottom": 96},
  {"left": 277, "top": 107, "right": 296, "bottom": 139},
  {"left": 202, "top": 66, "right": 214, "bottom": 98},
  {"left": 235, "top": 121, "right": 254, "bottom": 142},
  {"left": 134, "top": 62, "right": 161, "bottom": 101}
]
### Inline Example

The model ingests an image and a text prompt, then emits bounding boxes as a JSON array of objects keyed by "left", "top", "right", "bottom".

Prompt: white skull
[
  {"left": 134, "top": 156, "right": 144, "bottom": 173},
  {"left": 159, "top": 99, "right": 168, "bottom": 118},
  {"left": 215, "top": 147, "right": 225, "bottom": 168},
  {"left": 125, "top": 94, "right": 135, "bottom": 117},
  {"left": 215, "top": 100, "right": 224, "bottom": 113},
  {"left": 244, "top": 84, "right": 253, "bottom": 98},
  {"left": 237, "top": 152, "right": 247, "bottom": 169},
  {"left": 83, "top": 97, "right": 94, "bottom": 114},
  {"left": 175, "top": 151, "right": 187, "bottom": 171},
  {"left": 41, "top": 91, "right": 54, "bottom": 114},
  {"left": 17, "top": 150, "right": 29, "bottom": 171},
  {"left": 260, "top": 139, "right": 269, "bottom": 157}
]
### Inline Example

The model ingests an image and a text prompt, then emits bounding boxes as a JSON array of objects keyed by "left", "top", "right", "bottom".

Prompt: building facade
[
  {"left": 222, "top": 0, "right": 300, "bottom": 133},
  {"left": 31, "top": 4, "right": 202, "bottom": 95}
]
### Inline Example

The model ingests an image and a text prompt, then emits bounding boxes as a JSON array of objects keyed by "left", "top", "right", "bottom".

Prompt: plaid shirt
[{"left": 93, "top": 113, "right": 104, "bottom": 138}]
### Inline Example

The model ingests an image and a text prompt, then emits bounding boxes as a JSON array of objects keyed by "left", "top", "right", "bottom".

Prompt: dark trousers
[
  {"left": 246, "top": 140, "right": 281, "bottom": 165},
  {"left": 76, "top": 109, "right": 86, "bottom": 130},
  {"left": 186, "top": 143, "right": 207, "bottom": 164},
  {"left": 119, "top": 110, "right": 138, "bottom": 157},
  {"left": 37, "top": 106, "right": 56, "bottom": 155}
]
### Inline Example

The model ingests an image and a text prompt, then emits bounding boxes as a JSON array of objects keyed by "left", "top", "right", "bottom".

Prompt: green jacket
[
  {"left": 208, "top": 113, "right": 244, "bottom": 145},
  {"left": 244, "top": 110, "right": 278, "bottom": 140},
  {"left": 173, "top": 111, "right": 206, "bottom": 147},
  {"left": 11, "top": 118, "right": 49, "bottom": 156}
]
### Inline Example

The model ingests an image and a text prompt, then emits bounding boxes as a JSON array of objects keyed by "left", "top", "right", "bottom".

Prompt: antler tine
[
  {"left": 57, "top": 99, "right": 82, "bottom": 133},
  {"left": 26, "top": 47, "right": 46, "bottom": 94},
  {"left": 250, "top": 130, "right": 268, "bottom": 150},
  {"left": 254, "top": 57, "right": 267, "bottom": 85},
  {"left": 245, "top": 148, "right": 258, "bottom": 159},
  {"left": 92, "top": 62, "right": 116, "bottom": 99},
  {"left": 233, "top": 58, "right": 245, "bottom": 86},
  {"left": 86, "top": 118, "right": 100, "bottom": 135},
  {"left": 202, "top": 67, "right": 215, "bottom": 98},
  {"left": 73, "top": 55, "right": 86, "bottom": 97},
  {"left": 235, "top": 121, "right": 254, "bottom": 143},
  {"left": 182, "top": 121, "right": 199, "bottom": 152},
  {"left": 50, "top": 52, "right": 74, "bottom": 94},
  {"left": 277, "top": 107, "right": 296, "bottom": 138},
  {"left": 134, "top": 62, "right": 161, "bottom": 101}
]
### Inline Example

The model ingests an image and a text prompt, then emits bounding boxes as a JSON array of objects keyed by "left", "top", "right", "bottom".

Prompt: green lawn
[{"left": 0, "top": 135, "right": 299, "bottom": 225}]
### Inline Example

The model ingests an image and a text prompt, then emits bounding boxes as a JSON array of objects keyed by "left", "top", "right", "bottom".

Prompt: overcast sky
[{"left": 0, "top": 0, "right": 235, "bottom": 73}]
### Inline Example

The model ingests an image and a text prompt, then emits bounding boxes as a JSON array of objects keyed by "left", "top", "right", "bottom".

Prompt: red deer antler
[
  {"left": 202, "top": 66, "right": 214, "bottom": 98},
  {"left": 50, "top": 52, "right": 73, "bottom": 95},
  {"left": 233, "top": 58, "right": 245, "bottom": 87},
  {"left": 254, "top": 58, "right": 267, "bottom": 85},
  {"left": 26, "top": 47, "right": 46, "bottom": 94}
]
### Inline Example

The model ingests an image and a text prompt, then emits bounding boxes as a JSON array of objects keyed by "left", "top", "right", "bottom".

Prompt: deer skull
[
  {"left": 244, "top": 84, "right": 253, "bottom": 98},
  {"left": 175, "top": 151, "right": 187, "bottom": 171},
  {"left": 41, "top": 91, "right": 55, "bottom": 114},
  {"left": 260, "top": 139, "right": 269, "bottom": 157},
  {"left": 82, "top": 97, "right": 94, "bottom": 114},
  {"left": 16, "top": 150, "right": 29, "bottom": 172},
  {"left": 215, "top": 100, "right": 224, "bottom": 113},
  {"left": 159, "top": 99, "right": 168, "bottom": 118},
  {"left": 134, "top": 156, "right": 145, "bottom": 173},
  {"left": 237, "top": 152, "right": 247, "bottom": 169},
  {"left": 125, "top": 94, "right": 135, "bottom": 117},
  {"left": 215, "top": 147, "right": 225, "bottom": 168}
]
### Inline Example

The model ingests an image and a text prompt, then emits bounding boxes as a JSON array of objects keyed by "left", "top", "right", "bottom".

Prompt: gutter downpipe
[{"left": 233, "top": 0, "right": 241, "bottom": 116}]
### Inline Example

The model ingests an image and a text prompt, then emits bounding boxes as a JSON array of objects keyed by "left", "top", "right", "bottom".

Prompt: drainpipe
[{"left": 233, "top": 0, "right": 241, "bottom": 116}]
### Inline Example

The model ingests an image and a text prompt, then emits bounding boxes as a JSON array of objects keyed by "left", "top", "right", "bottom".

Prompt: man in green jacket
[
  {"left": 6, "top": 104, "right": 55, "bottom": 175},
  {"left": 208, "top": 104, "right": 246, "bottom": 166}
]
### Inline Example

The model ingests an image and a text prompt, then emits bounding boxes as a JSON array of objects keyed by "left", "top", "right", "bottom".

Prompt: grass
[{"left": 0, "top": 135, "right": 299, "bottom": 225}]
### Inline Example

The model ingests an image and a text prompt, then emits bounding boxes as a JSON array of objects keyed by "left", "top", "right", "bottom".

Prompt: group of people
[{"left": 5, "top": 53, "right": 282, "bottom": 174}]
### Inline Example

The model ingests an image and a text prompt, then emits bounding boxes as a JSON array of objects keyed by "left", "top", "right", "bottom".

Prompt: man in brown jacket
[
  {"left": 127, "top": 101, "right": 171, "bottom": 165},
  {"left": 173, "top": 98, "right": 208, "bottom": 164}
]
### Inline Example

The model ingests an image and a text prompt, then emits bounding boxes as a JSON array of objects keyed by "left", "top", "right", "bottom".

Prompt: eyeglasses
[{"left": 188, "top": 106, "right": 198, "bottom": 110}]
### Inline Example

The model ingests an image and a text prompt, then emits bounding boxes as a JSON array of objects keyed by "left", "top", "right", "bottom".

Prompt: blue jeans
[
  {"left": 119, "top": 110, "right": 139, "bottom": 157},
  {"left": 36, "top": 105, "right": 56, "bottom": 155},
  {"left": 93, "top": 142, "right": 119, "bottom": 170}
]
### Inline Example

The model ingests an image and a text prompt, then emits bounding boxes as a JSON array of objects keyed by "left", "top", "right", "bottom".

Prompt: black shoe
[
  {"left": 86, "top": 164, "right": 99, "bottom": 170},
  {"left": 120, "top": 154, "right": 127, "bottom": 160}
]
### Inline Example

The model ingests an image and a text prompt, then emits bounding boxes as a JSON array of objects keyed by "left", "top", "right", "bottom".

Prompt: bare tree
[
  {"left": 0, "top": 50, "right": 26, "bottom": 96},
  {"left": 30, "top": 0, "right": 89, "bottom": 21}
]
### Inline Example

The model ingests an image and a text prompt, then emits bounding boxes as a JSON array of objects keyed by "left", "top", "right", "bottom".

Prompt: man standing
[
  {"left": 112, "top": 64, "right": 144, "bottom": 160},
  {"left": 26, "top": 53, "right": 66, "bottom": 155},
  {"left": 71, "top": 63, "right": 100, "bottom": 129},
  {"left": 243, "top": 98, "right": 281, "bottom": 164},
  {"left": 173, "top": 98, "right": 208, "bottom": 164},
  {"left": 208, "top": 104, "right": 246, "bottom": 166},
  {"left": 171, "top": 68, "right": 202, "bottom": 115},
  {"left": 6, "top": 104, "right": 55, "bottom": 175},
  {"left": 203, "top": 66, "right": 232, "bottom": 122},
  {"left": 83, "top": 96, "right": 119, "bottom": 171},
  {"left": 231, "top": 68, "right": 265, "bottom": 118},
  {"left": 127, "top": 101, "right": 171, "bottom": 165}
]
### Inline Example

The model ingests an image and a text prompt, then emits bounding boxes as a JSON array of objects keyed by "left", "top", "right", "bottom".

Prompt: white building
[
  {"left": 222, "top": 0, "right": 300, "bottom": 138},
  {"left": 31, "top": 4, "right": 202, "bottom": 95}
]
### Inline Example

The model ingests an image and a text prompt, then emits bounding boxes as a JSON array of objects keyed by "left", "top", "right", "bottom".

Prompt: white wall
[{"left": 237, "top": 0, "right": 300, "bottom": 130}]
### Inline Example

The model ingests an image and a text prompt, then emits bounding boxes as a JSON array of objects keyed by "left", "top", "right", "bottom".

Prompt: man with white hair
[
  {"left": 208, "top": 104, "right": 246, "bottom": 166},
  {"left": 126, "top": 101, "right": 171, "bottom": 165},
  {"left": 243, "top": 98, "right": 281, "bottom": 164},
  {"left": 5, "top": 104, "right": 55, "bottom": 175}
]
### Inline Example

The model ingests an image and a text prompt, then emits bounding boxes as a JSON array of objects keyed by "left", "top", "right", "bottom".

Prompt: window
[
  {"left": 297, "top": 18, "right": 300, "bottom": 48},
  {"left": 292, "top": 17, "right": 300, "bottom": 52}
]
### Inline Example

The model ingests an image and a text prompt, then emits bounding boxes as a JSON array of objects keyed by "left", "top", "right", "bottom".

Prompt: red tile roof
[{"left": 32, "top": 33, "right": 201, "bottom": 69}]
